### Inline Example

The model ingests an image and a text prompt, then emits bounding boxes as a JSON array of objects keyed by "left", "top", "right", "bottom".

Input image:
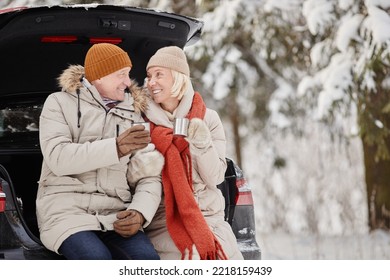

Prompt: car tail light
[
  {"left": 236, "top": 177, "right": 254, "bottom": 205},
  {"left": 234, "top": 163, "right": 254, "bottom": 206},
  {"left": 0, "top": 182, "right": 6, "bottom": 213},
  {"left": 40, "top": 36, "right": 122, "bottom": 44},
  {"left": 41, "top": 36, "right": 78, "bottom": 43},
  {"left": 89, "top": 37, "right": 122, "bottom": 44}
]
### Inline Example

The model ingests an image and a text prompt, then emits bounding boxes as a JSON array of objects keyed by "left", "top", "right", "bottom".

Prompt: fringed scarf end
[{"left": 215, "top": 238, "right": 228, "bottom": 260}]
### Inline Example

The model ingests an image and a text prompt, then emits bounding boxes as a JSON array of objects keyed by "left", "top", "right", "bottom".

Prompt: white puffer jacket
[
  {"left": 144, "top": 84, "right": 243, "bottom": 260},
  {"left": 36, "top": 65, "right": 164, "bottom": 253}
]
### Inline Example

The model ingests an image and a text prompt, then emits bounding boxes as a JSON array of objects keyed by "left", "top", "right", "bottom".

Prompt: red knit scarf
[{"left": 150, "top": 92, "right": 227, "bottom": 260}]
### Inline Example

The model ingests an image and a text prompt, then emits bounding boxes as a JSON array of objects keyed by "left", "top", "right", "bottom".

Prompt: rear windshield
[
  {"left": 0, "top": 99, "right": 43, "bottom": 149},
  {"left": 0, "top": 105, "right": 40, "bottom": 133}
]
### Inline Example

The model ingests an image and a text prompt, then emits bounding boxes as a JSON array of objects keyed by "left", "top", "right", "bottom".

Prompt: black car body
[{"left": 0, "top": 4, "right": 260, "bottom": 260}]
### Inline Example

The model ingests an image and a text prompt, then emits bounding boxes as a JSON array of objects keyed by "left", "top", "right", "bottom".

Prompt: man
[{"left": 36, "top": 43, "right": 164, "bottom": 259}]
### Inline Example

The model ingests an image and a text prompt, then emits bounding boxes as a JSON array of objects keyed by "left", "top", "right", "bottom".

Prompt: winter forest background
[{"left": 2, "top": 0, "right": 390, "bottom": 259}]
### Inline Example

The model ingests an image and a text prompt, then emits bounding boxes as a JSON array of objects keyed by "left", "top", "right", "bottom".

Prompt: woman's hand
[{"left": 185, "top": 118, "right": 212, "bottom": 149}]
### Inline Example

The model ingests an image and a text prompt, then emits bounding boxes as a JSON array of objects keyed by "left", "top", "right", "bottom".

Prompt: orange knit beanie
[{"left": 84, "top": 43, "right": 132, "bottom": 82}]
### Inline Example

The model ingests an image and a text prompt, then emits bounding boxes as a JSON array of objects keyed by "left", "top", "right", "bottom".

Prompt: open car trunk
[
  {"left": 0, "top": 4, "right": 202, "bottom": 95},
  {"left": 0, "top": 4, "right": 202, "bottom": 259}
]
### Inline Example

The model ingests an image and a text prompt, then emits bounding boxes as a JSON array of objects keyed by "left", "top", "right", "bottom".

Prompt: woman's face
[{"left": 146, "top": 66, "right": 179, "bottom": 112}]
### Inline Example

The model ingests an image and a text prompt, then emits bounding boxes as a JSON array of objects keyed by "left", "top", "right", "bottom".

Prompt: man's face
[{"left": 93, "top": 67, "right": 132, "bottom": 101}]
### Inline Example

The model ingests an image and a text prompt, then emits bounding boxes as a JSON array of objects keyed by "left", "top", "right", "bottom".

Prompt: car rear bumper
[
  {"left": 0, "top": 247, "right": 25, "bottom": 259},
  {"left": 232, "top": 204, "right": 261, "bottom": 260},
  {"left": 237, "top": 239, "right": 261, "bottom": 260}
]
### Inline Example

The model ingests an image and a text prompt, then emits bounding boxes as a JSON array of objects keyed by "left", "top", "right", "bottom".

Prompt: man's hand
[
  {"left": 113, "top": 210, "right": 145, "bottom": 238},
  {"left": 116, "top": 125, "right": 150, "bottom": 158}
]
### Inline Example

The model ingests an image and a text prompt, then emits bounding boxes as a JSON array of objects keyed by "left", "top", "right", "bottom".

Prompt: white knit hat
[{"left": 146, "top": 46, "right": 190, "bottom": 77}]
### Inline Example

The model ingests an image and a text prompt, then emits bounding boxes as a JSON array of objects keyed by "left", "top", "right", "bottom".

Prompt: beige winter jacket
[
  {"left": 144, "top": 84, "right": 244, "bottom": 260},
  {"left": 36, "top": 65, "right": 163, "bottom": 254}
]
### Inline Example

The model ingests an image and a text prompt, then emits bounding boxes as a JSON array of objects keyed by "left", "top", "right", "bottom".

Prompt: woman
[{"left": 143, "top": 46, "right": 243, "bottom": 260}]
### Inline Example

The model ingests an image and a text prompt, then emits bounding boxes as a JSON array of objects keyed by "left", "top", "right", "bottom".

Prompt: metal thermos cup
[
  {"left": 132, "top": 122, "right": 150, "bottom": 135},
  {"left": 173, "top": 118, "right": 189, "bottom": 137}
]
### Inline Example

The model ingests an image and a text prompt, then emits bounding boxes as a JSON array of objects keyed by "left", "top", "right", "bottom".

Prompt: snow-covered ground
[
  {"left": 257, "top": 230, "right": 390, "bottom": 260},
  {"left": 234, "top": 118, "right": 390, "bottom": 260}
]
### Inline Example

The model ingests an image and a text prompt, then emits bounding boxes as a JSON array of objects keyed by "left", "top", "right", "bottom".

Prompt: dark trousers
[{"left": 59, "top": 230, "right": 160, "bottom": 260}]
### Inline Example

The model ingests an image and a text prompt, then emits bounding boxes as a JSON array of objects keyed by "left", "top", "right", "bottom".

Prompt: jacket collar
[{"left": 145, "top": 83, "right": 195, "bottom": 127}]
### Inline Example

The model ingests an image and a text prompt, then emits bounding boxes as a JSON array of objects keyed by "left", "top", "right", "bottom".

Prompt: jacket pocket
[
  {"left": 196, "top": 185, "right": 225, "bottom": 214},
  {"left": 40, "top": 176, "right": 83, "bottom": 195}
]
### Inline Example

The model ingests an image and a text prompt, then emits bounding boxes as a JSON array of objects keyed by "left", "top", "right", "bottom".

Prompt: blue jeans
[{"left": 59, "top": 230, "right": 160, "bottom": 260}]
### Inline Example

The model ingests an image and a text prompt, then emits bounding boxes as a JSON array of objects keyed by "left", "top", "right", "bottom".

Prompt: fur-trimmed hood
[{"left": 57, "top": 64, "right": 149, "bottom": 114}]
